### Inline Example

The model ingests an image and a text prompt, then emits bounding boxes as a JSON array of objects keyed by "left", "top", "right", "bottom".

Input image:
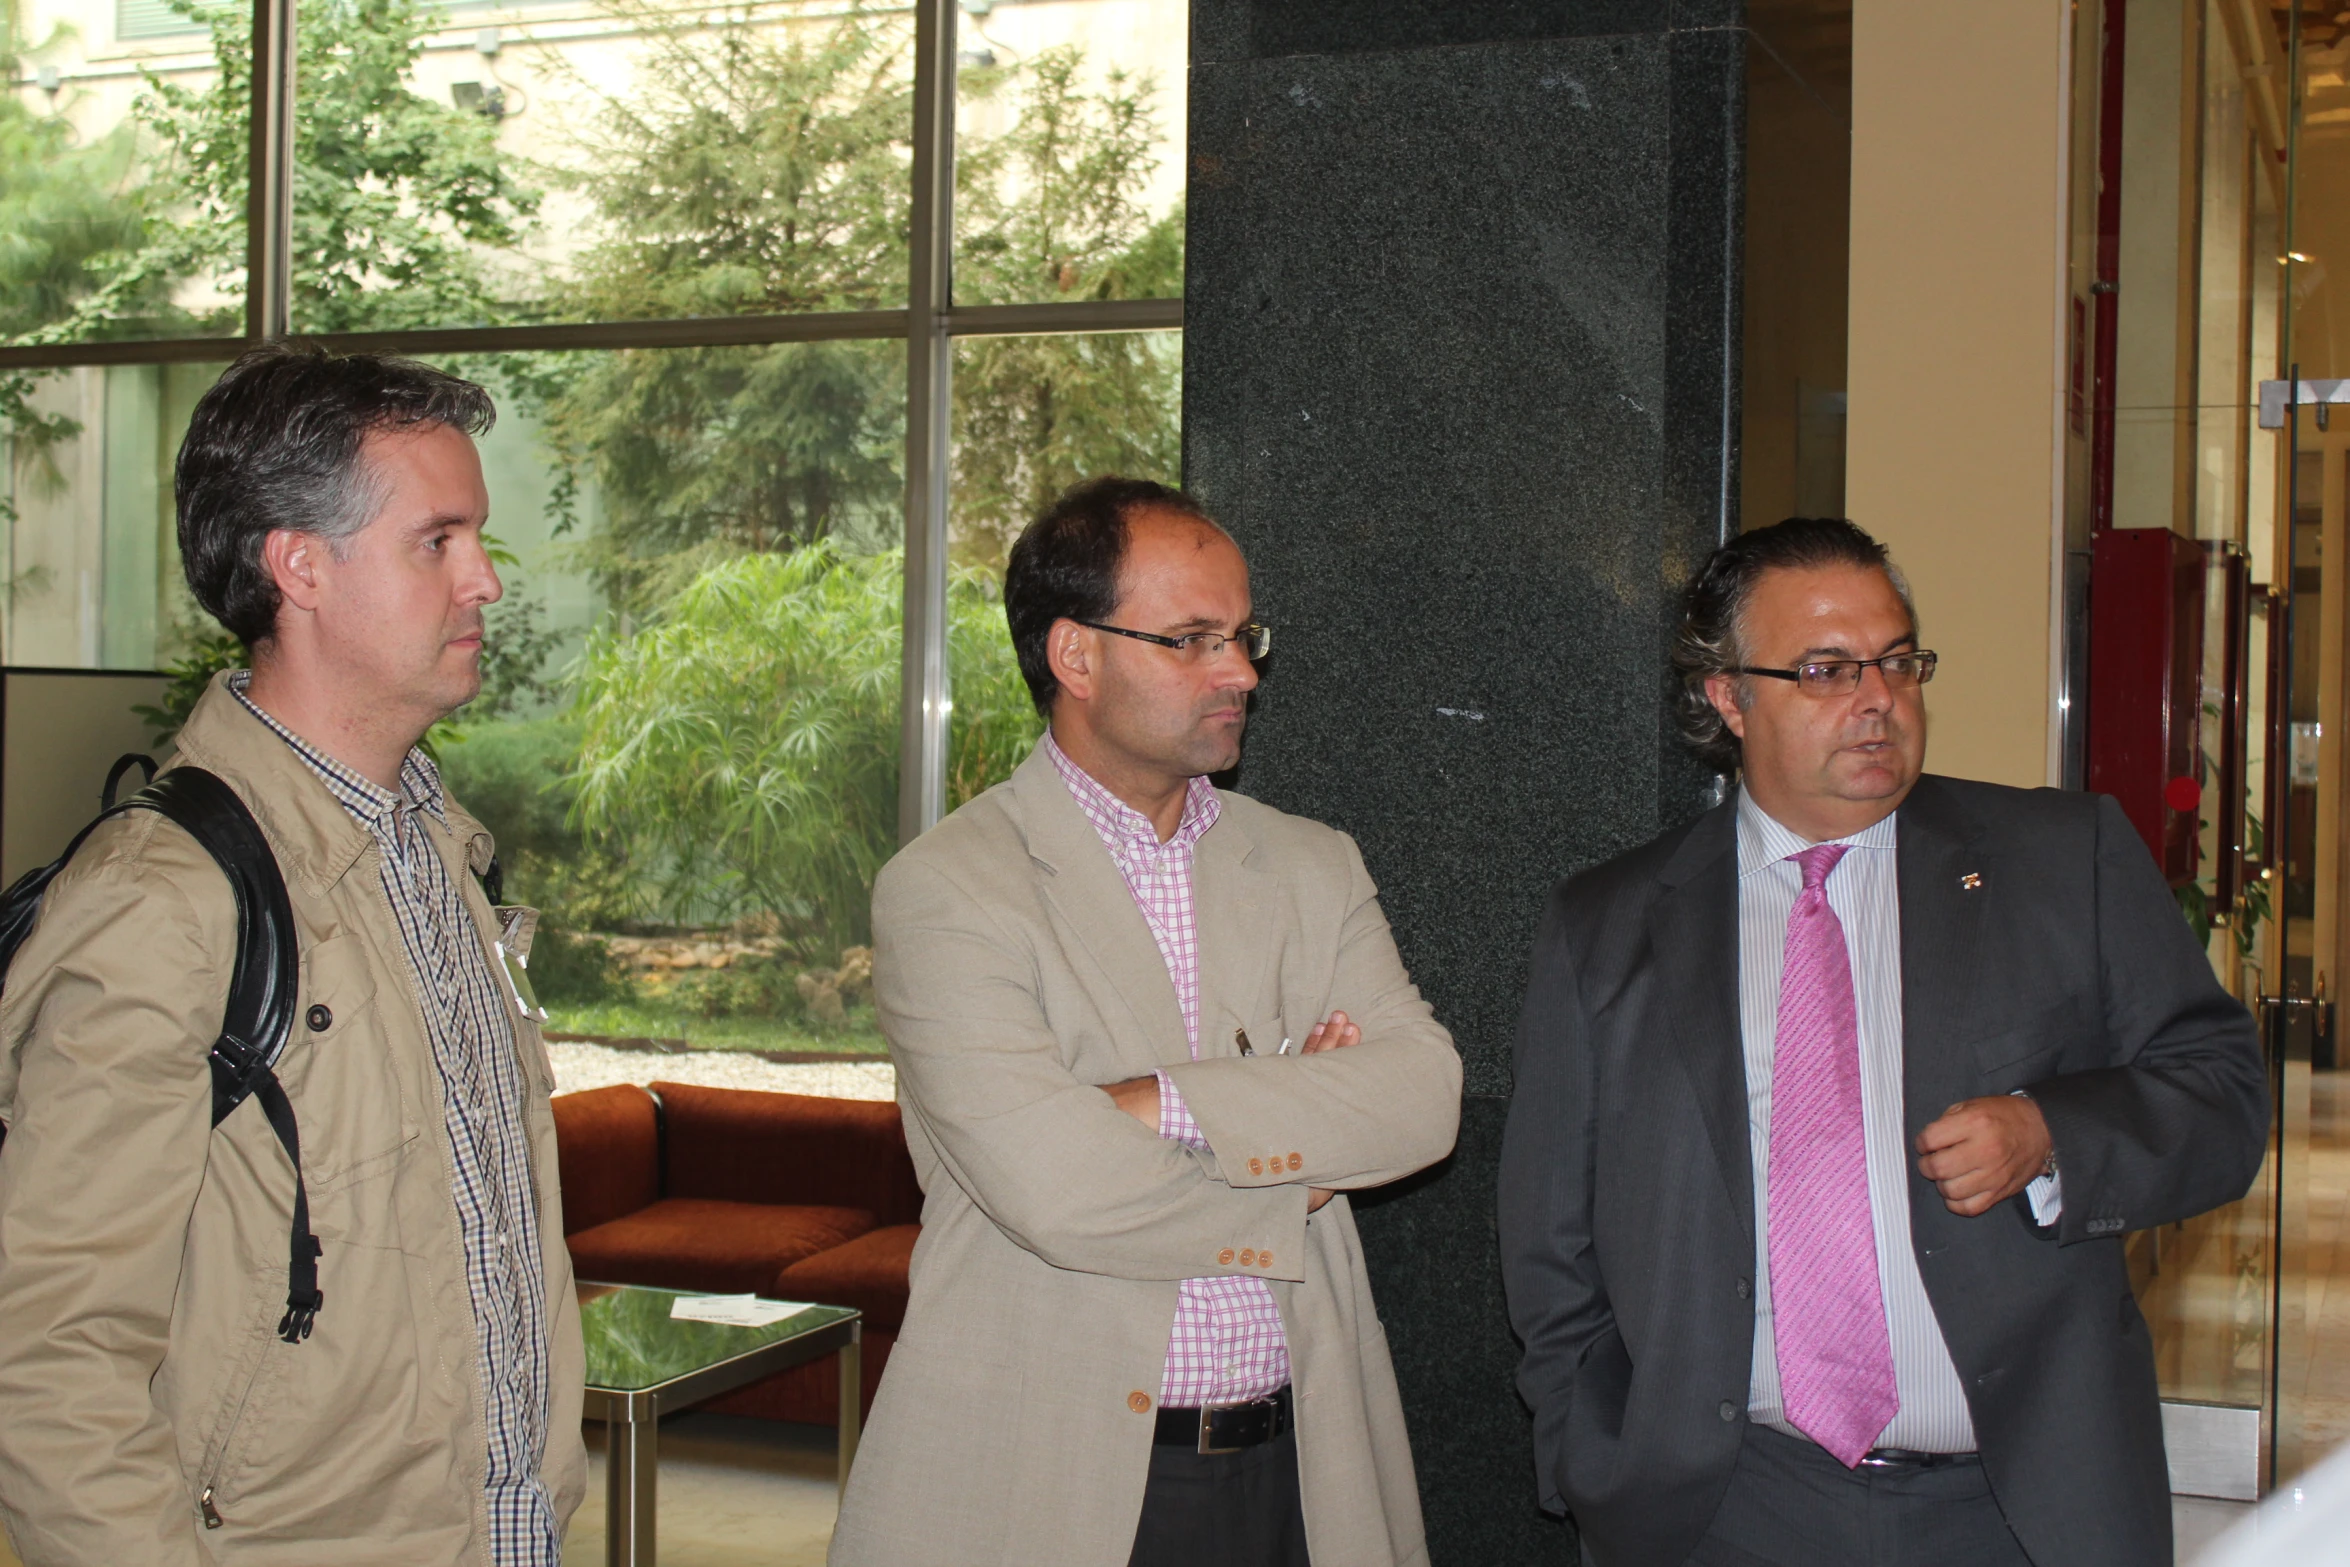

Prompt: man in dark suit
[{"left": 1498, "top": 517, "right": 2269, "bottom": 1567}]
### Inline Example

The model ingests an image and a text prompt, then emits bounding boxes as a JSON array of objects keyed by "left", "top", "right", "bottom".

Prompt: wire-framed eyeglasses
[
  {"left": 1075, "top": 620, "right": 1273, "bottom": 662},
  {"left": 1733, "top": 650, "right": 1938, "bottom": 696}
]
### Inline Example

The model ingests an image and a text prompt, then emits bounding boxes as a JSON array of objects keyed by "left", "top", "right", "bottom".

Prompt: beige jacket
[
  {"left": 0, "top": 676, "right": 586, "bottom": 1566},
  {"left": 830, "top": 743, "right": 1462, "bottom": 1567}
]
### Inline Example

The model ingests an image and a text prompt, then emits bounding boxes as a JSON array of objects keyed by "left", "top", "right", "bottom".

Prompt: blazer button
[
  {"left": 1218, "top": 1248, "right": 1235, "bottom": 1266},
  {"left": 1258, "top": 1251, "right": 1272, "bottom": 1268},
  {"left": 1239, "top": 1248, "right": 1256, "bottom": 1266},
  {"left": 1248, "top": 1158, "right": 1264, "bottom": 1176},
  {"left": 306, "top": 1004, "right": 332, "bottom": 1032},
  {"left": 1287, "top": 1153, "right": 1302, "bottom": 1171},
  {"left": 1128, "top": 1391, "right": 1152, "bottom": 1414},
  {"left": 1719, "top": 1401, "right": 1738, "bottom": 1423},
  {"left": 1735, "top": 1277, "right": 1752, "bottom": 1300}
]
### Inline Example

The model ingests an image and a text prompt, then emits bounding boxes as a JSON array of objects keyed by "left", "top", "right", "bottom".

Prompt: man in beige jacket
[
  {"left": 830, "top": 477, "right": 1461, "bottom": 1567},
  {"left": 0, "top": 346, "right": 585, "bottom": 1565}
]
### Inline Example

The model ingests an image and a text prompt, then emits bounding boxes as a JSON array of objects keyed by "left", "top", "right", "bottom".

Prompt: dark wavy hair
[
  {"left": 1670, "top": 517, "right": 1915, "bottom": 774},
  {"left": 1003, "top": 476, "right": 1218, "bottom": 716},
  {"left": 176, "top": 344, "right": 495, "bottom": 647}
]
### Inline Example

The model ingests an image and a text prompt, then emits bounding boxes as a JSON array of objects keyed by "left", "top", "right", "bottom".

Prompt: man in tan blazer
[{"left": 830, "top": 477, "right": 1461, "bottom": 1567}]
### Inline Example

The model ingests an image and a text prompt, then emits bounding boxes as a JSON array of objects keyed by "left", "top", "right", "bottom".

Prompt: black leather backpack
[{"left": 0, "top": 756, "right": 321, "bottom": 1344}]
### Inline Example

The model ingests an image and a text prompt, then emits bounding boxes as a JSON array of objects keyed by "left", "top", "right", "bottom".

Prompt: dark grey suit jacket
[{"left": 1497, "top": 775, "right": 2269, "bottom": 1567}]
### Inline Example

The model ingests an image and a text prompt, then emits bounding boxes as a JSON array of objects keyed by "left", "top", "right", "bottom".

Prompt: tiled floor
[
  {"left": 0, "top": 1438, "right": 2255, "bottom": 1564},
  {"left": 562, "top": 1413, "right": 843, "bottom": 1567}
]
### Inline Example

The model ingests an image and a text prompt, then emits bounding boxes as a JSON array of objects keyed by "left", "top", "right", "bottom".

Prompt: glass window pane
[
  {"left": 432, "top": 342, "right": 904, "bottom": 1056},
  {"left": 943, "top": 326, "right": 1181, "bottom": 800},
  {"left": 287, "top": 0, "right": 914, "bottom": 332},
  {"left": 1, "top": 362, "right": 228, "bottom": 669},
  {"left": 951, "top": 0, "right": 1186, "bottom": 307},
  {"left": 1, "top": 1, "right": 247, "bottom": 342}
]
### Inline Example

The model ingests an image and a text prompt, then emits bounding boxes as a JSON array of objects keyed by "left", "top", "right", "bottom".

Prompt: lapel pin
[{"left": 1959, "top": 872, "right": 1983, "bottom": 891}]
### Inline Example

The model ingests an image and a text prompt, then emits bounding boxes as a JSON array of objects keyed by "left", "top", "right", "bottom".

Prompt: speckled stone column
[{"left": 1185, "top": 3, "right": 1745, "bottom": 1559}]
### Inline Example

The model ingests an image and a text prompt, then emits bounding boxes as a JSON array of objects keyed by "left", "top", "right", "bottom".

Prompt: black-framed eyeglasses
[
  {"left": 1075, "top": 620, "right": 1273, "bottom": 662},
  {"left": 1734, "top": 650, "right": 1938, "bottom": 696}
]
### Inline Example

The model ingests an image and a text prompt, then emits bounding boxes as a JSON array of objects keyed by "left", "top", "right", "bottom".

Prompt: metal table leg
[
  {"left": 606, "top": 1405, "right": 658, "bottom": 1567},
  {"left": 838, "top": 1321, "right": 862, "bottom": 1491}
]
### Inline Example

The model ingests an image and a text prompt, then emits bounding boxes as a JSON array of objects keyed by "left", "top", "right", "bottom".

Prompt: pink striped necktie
[{"left": 1767, "top": 842, "right": 1898, "bottom": 1467}]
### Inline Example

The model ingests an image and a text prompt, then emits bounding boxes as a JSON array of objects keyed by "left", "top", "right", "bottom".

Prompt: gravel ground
[{"left": 549, "top": 1041, "right": 896, "bottom": 1102}]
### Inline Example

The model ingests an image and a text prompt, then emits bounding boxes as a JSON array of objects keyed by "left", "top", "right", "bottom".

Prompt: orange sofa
[{"left": 551, "top": 1081, "right": 921, "bottom": 1423}]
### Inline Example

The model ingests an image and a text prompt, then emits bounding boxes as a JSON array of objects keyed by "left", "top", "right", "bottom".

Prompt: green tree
[
  {"left": 533, "top": 7, "right": 913, "bottom": 613},
  {"left": 950, "top": 46, "right": 1184, "bottom": 568},
  {"left": 0, "top": 3, "right": 173, "bottom": 522},
  {"left": 51, "top": 0, "right": 540, "bottom": 340},
  {"left": 567, "top": 543, "right": 1036, "bottom": 947},
  {"left": 540, "top": 21, "right": 1184, "bottom": 598}
]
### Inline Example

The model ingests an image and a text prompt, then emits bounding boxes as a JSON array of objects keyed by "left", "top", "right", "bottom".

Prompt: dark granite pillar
[{"left": 1184, "top": 4, "right": 1745, "bottom": 1560}]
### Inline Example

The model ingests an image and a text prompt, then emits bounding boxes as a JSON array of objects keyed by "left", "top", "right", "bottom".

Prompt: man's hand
[
  {"left": 1915, "top": 1095, "right": 2053, "bottom": 1217},
  {"left": 1102, "top": 1075, "right": 1160, "bottom": 1129},
  {"left": 1300, "top": 1010, "right": 1360, "bottom": 1054},
  {"left": 1105, "top": 1011, "right": 1365, "bottom": 1203}
]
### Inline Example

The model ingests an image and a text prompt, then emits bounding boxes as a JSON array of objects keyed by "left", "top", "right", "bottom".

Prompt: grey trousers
[{"left": 1686, "top": 1424, "right": 2038, "bottom": 1567}]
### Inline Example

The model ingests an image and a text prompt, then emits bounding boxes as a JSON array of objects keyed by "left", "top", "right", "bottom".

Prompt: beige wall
[{"left": 1847, "top": 0, "right": 2070, "bottom": 787}]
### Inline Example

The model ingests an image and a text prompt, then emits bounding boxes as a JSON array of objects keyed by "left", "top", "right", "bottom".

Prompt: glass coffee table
[{"left": 578, "top": 1283, "right": 862, "bottom": 1567}]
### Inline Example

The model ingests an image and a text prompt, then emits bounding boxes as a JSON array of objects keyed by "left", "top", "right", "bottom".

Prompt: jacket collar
[{"left": 169, "top": 671, "right": 499, "bottom": 899}]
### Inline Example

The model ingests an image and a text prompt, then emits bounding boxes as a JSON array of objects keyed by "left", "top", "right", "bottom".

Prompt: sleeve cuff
[
  {"left": 2026, "top": 1170, "right": 2062, "bottom": 1227},
  {"left": 1155, "top": 1069, "right": 1211, "bottom": 1150}
]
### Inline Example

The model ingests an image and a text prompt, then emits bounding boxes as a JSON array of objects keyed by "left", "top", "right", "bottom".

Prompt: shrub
[{"left": 568, "top": 542, "right": 1038, "bottom": 950}]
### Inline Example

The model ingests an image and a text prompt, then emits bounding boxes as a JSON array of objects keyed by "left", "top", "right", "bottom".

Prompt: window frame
[{"left": 0, "top": 0, "right": 1182, "bottom": 844}]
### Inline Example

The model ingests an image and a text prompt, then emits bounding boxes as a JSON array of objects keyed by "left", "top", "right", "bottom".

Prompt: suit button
[
  {"left": 1218, "top": 1249, "right": 1235, "bottom": 1266},
  {"left": 1719, "top": 1401, "right": 1738, "bottom": 1422},
  {"left": 1736, "top": 1277, "right": 1752, "bottom": 1300},
  {"left": 1258, "top": 1251, "right": 1272, "bottom": 1268},
  {"left": 1128, "top": 1391, "right": 1152, "bottom": 1413},
  {"left": 1239, "top": 1248, "right": 1256, "bottom": 1266},
  {"left": 306, "top": 1004, "right": 332, "bottom": 1032},
  {"left": 1287, "top": 1153, "right": 1302, "bottom": 1171},
  {"left": 1248, "top": 1158, "right": 1264, "bottom": 1176}
]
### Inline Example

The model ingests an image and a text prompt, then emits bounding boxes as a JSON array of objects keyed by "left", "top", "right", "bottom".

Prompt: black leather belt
[
  {"left": 1154, "top": 1385, "right": 1294, "bottom": 1454},
  {"left": 1859, "top": 1447, "right": 1978, "bottom": 1470}
]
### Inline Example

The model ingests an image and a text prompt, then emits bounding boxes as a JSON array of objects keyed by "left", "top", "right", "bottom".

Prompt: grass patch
[{"left": 544, "top": 999, "right": 889, "bottom": 1056}]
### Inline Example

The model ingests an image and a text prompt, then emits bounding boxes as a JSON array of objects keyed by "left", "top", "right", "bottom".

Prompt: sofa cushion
[
  {"left": 771, "top": 1223, "right": 917, "bottom": 1331},
  {"left": 567, "top": 1198, "right": 875, "bottom": 1296},
  {"left": 650, "top": 1082, "right": 925, "bottom": 1226},
  {"left": 550, "top": 1085, "right": 661, "bottom": 1236}
]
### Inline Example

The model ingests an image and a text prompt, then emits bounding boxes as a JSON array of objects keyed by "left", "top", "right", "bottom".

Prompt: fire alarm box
[{"left": 2086, "top": 528, "right": 2205, "bottom": 886}]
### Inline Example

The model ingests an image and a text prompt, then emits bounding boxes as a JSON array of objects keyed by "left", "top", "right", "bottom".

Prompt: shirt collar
[
  {"left": 1043, "top": 730, "right": 1220, "bottom": 855},
  {"left": 1735, "top": 785, "right": 1898, "bottom": 879},
  {"left": 229, "top": 669, "right": 448, "bottom": 831}
]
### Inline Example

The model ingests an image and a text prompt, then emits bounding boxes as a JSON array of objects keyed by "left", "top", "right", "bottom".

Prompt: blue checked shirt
[{"left": 234, "top": 674, "right": 558, "bottom": 1564}]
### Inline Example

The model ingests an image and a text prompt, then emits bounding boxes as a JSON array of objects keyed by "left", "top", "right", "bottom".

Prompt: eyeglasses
[
  {"left": 1733, "top": 651, "right": 1938, "bottom": 696},
  {"left": 1075, "top": 619, "right": 1273, "bottom": 662}
]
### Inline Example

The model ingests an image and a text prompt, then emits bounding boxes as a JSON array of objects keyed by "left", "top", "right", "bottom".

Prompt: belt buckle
[{"left": 1198, "top": 1405, "right": 1243, "bottom": 1456}]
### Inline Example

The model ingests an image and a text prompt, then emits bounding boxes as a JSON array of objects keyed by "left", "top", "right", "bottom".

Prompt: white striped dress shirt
[{"left": 1735, "top": 791, "right": 1977, "bottom": 1452}]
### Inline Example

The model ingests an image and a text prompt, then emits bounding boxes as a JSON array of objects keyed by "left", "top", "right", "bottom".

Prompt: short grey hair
[
  {"left": 177, "top": 345, "right": 496, "bottom": 647},
  {"left": 1669, "top": 517, "right": 1916, "bottom": 774}
]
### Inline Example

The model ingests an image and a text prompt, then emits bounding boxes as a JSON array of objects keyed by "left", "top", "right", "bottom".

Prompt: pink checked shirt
[{"left": 1045, "top": 734, "right": 1293, "bottom": 1407}]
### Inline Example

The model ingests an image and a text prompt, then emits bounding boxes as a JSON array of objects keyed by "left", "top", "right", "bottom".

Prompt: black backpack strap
[
  {"left": 0, "top": 766, "right": 319, "bottom": 1344},
  {"left": 131, "top": 770, "right": 316, "bottom": 1343}
]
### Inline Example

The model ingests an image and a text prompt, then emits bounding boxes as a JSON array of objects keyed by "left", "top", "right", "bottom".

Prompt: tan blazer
[
  {"left": 0, "top": 677, "right": 586, "bottom": 1566},
  {"left": 830, "top": 743, "right": 1461, "bottom": 1567}
]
